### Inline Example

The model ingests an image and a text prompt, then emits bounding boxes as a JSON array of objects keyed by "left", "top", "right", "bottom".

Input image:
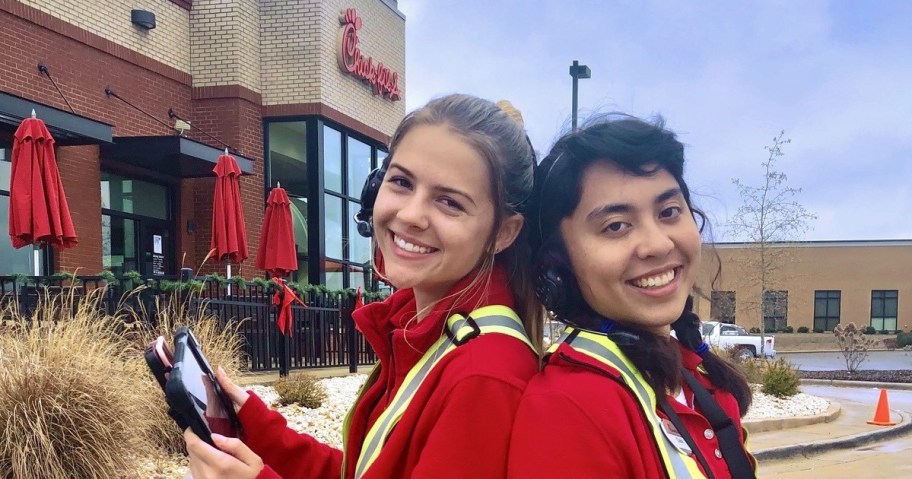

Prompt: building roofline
[{"left": 710, "top": 239, "right": 912, "bottom": 248}]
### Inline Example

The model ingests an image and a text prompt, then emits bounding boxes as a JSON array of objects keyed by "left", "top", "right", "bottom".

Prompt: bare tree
[
  {"left": 727, "top": 131, "right": 816, "bottom": 356},
  {"left": 833, "top": 322, "right": 875, "bottom": 373}
]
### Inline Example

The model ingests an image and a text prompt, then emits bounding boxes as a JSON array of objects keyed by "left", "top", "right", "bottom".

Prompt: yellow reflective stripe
[
  {"left": 341, "top": 364, "right": 380, "bottom": 479},
  {"left": 557, "top": 329, "right": 706, "bottom": 478},
  {"left": 353, "top": 306, "right": 533, "bottom": 478},
  {"left": 356, "top": 335, "right": 455, "bottom": 477}
]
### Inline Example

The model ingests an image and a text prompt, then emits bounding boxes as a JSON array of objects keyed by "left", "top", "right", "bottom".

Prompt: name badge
[{"left": 660, "top": 418, "right": 693, "bottom": 456}]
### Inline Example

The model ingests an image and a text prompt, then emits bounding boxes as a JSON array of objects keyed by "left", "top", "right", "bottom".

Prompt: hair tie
[
  {"left": 496, "top": 99, "right": 524, "bottom": 127},
  {"left": 695, "top": 342, "right": 710, "bottom": 356}
]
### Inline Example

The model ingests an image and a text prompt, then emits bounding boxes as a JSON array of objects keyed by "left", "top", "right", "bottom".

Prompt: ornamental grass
[
  {"left": 0, "top": 280, "right": 247, "bottom": 477},
  {"left": 0, "top": 288, "right": 152, "bottom": 479}
]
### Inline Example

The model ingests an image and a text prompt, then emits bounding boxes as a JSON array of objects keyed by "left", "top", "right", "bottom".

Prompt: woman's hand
[
  {"left": 216, "top": 366, "right": 250, "bottom": 413},
  {"left": 185, "top": 429, "right": 264, "bottom": 479}
]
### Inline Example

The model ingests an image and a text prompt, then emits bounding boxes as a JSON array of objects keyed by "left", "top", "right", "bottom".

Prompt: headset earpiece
[
  {"left": 354, "top": 164, "right": 387, "bottom": 238},
  {"left": 533, "top": 238, "right": 583, "bottom": 319}
]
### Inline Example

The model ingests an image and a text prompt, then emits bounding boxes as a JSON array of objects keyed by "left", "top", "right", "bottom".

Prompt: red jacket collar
[{"left": 352, "top": 264, "right": 516, "bottom": 369}]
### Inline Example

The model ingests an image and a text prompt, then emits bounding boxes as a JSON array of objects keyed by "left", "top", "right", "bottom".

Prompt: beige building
[{"left": 693, "top": 240, "right": 912, "bottom": 333}]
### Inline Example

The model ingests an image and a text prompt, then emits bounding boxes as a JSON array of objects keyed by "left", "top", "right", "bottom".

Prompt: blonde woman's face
[{"left": 373, "top": 124, "right": 520, "bottom": 303}]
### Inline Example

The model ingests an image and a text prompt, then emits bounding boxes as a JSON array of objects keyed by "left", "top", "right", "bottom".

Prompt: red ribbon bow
[{"left": 273, "top": 280, "right": 307, "bottom": 336}]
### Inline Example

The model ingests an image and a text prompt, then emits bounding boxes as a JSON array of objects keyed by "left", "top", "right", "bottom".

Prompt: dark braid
[{"left": 672, "top": 298, "right": 753, "bottom": 417}]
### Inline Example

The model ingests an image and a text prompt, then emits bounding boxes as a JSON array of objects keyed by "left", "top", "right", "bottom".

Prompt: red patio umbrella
[
  {"left": 8, "top": 110, "right": 77, "bottom": 274},
  {"left": 210, "top": 149, "right": 248, "bottom": 293},
  {"left": 255, "top": 185, "right": 297, "bottom": 277},
  {"left": 256, "top": 184, "right": 304, "bottom": 377},
  {"left": 255, "top": 184, "right": 303, "bottom": 337}
]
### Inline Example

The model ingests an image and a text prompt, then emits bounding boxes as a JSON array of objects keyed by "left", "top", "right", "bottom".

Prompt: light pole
[{"left": 569, "top": 60, "right": 591, "bottom": 131}]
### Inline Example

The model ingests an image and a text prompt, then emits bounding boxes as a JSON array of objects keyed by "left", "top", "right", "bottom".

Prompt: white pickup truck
[{"left": 701, "top": 321, "right": 776, "bottom": 360}]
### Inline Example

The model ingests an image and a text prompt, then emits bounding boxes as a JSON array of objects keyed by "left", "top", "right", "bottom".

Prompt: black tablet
[{"left": 146, "top": 327, "right": 242, "bottom": 446}]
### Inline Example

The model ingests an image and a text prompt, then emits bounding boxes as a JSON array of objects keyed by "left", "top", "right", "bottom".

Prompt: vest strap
[
  {"left": 349, "top": 305, "right": 534, "bottom": 478},
  {"left": 554, "top": 327, "right": 707, "bottom": 478}
]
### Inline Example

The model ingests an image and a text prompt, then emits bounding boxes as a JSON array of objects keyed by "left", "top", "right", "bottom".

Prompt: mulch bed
[{"left": 798, "top": 370, "right": 912, "bottom": 383}]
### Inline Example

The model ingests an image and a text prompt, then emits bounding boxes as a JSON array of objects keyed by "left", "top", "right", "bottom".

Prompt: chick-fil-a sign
[{"left": 338, "top": 8, "right": 401, "bottom": 101}]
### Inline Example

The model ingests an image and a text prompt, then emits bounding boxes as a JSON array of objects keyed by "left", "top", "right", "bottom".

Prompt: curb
[
  {"left": 743, "top": 402, "right": 841, "bottom": 434},
  {"left": 753, "top": 409, "right": 912, "bottom": 462},
  {"left": 800, "top": 378, "right": 912, "bottom": 391},
  {"left": 781, "top": 349, "right": 899, "bottom": 354}
]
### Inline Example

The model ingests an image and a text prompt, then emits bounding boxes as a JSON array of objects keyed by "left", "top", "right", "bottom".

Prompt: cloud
[{"left": 397, "top": 0, "right": 912, "bottom": 240}]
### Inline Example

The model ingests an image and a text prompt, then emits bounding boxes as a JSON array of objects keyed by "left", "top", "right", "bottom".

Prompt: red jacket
[
  {"left": 238, "top": 265, "right": 539, "bottom": 479},
  {"left": 508, "top": 340, "right": 753, "bottom": 479}
]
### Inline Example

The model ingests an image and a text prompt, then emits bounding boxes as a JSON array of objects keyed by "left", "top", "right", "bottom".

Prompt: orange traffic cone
[{"left": 867, "top": 388, "right": 896, "bottom": 426}]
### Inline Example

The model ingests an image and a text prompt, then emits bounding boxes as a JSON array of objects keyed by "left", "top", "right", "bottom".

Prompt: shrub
[
  {"left": 797, "top": 326, "right": 809, "bottom": 333},
  {"left": 749, "top": 327, "right": 760, "bottom": 334},
  {"left": 863, "top": 325, "right": 877, "bottom": 334},
  {"left": 761, "top": 358, "right": 800, "bottom": 398},
  {"left": 897, "top": 332, "right": 912, "bottom": 348},
  {"left": 713, "top": 345, "right": 763, "bottom": 384},
  {"left": 274, "top": 372, "right": 328, "bottom": 409},
  {"left": 783, "top": 326, "right": 794, "bottom": 333},
  {"left": 0, "top": 289, "right": 154, "bottom": 479}
]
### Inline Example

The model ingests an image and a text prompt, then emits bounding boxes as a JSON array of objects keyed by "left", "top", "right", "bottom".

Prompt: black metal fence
[{"left": 0, "top": 274, "right": 377, "bottom": 373}]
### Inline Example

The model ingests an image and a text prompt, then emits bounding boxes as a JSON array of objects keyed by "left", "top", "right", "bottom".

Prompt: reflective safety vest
[
  {"left": 341, "top": 305, "right": 536, "bottom": 479},
  {"left": 548, "top": 327, "right": 707, "bottom": 479}
]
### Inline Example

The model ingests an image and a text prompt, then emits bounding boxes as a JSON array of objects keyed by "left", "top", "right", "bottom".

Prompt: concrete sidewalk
[{"left": 749, "top": 384, "right": 912, "bottom": 462}]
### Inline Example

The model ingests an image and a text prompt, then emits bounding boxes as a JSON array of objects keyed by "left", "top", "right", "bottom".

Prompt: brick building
[
  {"left": 692, "top": 240, "right": 912, "bottom": 333},
  {"left": 0, "top": 0, "right": 405, "bottom": 290}
]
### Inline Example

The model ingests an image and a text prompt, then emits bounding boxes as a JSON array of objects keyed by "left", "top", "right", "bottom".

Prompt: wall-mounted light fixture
[{"left": 131, "top": 9, "right": 156, "bottom": 30}]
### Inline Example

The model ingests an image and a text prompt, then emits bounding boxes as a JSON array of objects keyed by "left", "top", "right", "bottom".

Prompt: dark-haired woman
[{"left": 509, "top": 115, "right": 755, "bottom": 479}]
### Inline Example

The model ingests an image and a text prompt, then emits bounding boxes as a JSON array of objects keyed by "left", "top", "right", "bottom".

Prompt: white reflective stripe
[
  {"left": 447, "top": 306, "right": 535, "bottom": 350},
  {"left": 555, "top": 329, "right": 706, "bottom": 479},
  {"left": 353, "top": 306, "right": 532, "bottom": 478}
]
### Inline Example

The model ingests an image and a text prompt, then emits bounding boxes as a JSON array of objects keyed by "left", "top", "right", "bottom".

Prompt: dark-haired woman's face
[{"left": 560, "top": 160, "right": 701, "bottom": 334}]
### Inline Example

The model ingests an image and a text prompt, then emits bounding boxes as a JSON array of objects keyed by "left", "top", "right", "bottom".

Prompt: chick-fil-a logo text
[{"left": 338, "top": 8, "right": 401, "bottom": 101}]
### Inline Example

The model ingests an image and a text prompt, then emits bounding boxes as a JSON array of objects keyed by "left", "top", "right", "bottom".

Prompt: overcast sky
[{"left": 396, "top": 0, "right": 912, "bottom": 242}]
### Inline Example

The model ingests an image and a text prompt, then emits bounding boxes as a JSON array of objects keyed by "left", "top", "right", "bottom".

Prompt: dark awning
[
  {"left": 100, "top": 136, "right": 255, "bottom": 178},
  {"left": 0, "top": 91, "right": 113, "bottom": 146}
]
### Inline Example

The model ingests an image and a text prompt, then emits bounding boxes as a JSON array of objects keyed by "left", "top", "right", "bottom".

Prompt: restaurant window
[
  {"left": 871, "top": 290, "right": 898, "bottom": 332},
  {"left": 265, "top": 119, "right": 386, "bottom": 289},
  {"left": 266, "top": 121, "right": 309, "bottom": 282},
  {"left": 710, "top": 291, "right": 736, "bottom": 324},
  {"left": 814, "top": 290, "right": 841, "bottom": 332},
  {"left": 0, "top": 148, "right": 45, "bottom": 275},
  {"left": 321, "top": 125, "right": 382, "bottom": 290},
  {"left": 100, "top": 172, "right": 172, "bottom": 276},
  {"left": 762, "top": 290, "right": 788, "bottom": 331}
]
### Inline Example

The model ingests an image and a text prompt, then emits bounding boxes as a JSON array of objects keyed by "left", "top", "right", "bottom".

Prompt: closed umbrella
[
  {"left": 210, "top": 149, "right": 248, "bottom": 295},
  {"left": 255, "top": 184, "right": 303, "bottom": 376},
  {"left": 255, "top": 184, "right": 297, "bottom": 277},
  {"left": 8, "top": 110, "right": 77, "bottom": 274}
]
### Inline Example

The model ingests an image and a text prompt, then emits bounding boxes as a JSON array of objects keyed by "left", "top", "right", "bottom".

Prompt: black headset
[
  {"left": 354, "top": 163, "right": 387, "bottom": 238},
  {"left": 533, "top": 151, "right": 583, "bottom": 318},
  {"left": 534, "top": 235, "right": 585, "bottom": 319}
]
